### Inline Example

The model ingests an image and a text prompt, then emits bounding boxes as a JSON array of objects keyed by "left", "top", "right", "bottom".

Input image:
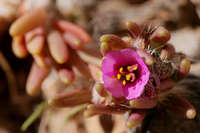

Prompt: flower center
[{"left": 116, "top": 64, "right": 138, "bottom": 85}]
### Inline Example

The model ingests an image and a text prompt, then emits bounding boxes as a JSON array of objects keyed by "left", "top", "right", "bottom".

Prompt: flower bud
[
  {"left": 160, "top": 49, "right": 168, "bottom": 60},
  {"left": 136, "top": 49, "right": 154, "bottom": 65},
  {"left": 121, "top": 36, "right": 134, "bottom": 46},
  {"left": 100, "top": 42, "right": 111, "bottom": 56},
  {"left": 160, "top": 44, "right": 175, "bottom": 60},
  {"left": 127, "top": 111, "right": 146, "bottom": 128},
  {"left": 150, "top": 26, "right": 170, "bottom": 48},
  {"left": 126, "top": 21, "right": 141, "bottom": 38},
  {"left": 100, "top": 35, "right": 127, "bottom": 48},
  {"left": 100, "top": 34, "right": 127, "bottom": 55},
  {"left": 179, "top": 58, "right": 190, "bottom": 77}
]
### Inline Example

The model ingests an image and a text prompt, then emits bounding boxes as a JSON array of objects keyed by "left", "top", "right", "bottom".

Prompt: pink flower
[{"left": 101, "top": 48, "right": 150, "bottom": 100}]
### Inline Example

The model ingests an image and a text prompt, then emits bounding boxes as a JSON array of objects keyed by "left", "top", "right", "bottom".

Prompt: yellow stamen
[
  {"left": 122, "top": 80, "right": 126, "bottom": 85},
  {"left": 133, "top": 66, "right": 138, "bottom": 70},
  {"left": 119, "top": 67, "right": 123, "bottom": 73},
  {"left": 126, "top": 74, "right": 131, "bottom": 81},
  {"left": 127, "top": 65, "right": 138, "bottom": 71},
  {"left": 117, "top": 74, "right": 121, "bottom": 79}
]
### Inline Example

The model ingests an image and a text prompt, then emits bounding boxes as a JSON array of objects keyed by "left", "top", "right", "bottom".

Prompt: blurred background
[{"left": 1, "top": 0, "right": 200, "bottom": 133}]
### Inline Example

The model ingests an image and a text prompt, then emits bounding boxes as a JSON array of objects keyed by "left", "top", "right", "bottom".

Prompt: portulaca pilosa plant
[
  {"left": 9, "top": 5, "right": 196, "bottom": 131},
  {"left": 9, "top": 6, "right": 96, "bottom": 131},
  {"left": 9, "top": 7, "right": 93, "bottom": 97},
  {"left": 85, "top": 21, "right": 196, "bottom": 128}
]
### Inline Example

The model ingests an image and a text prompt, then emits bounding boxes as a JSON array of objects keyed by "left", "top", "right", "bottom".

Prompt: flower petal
[
  {"left": 123, "top": 80, "right": 145, "bottom": 99},
  {"left": 103, "top": 75, "right": 124, "bottom": 98}
]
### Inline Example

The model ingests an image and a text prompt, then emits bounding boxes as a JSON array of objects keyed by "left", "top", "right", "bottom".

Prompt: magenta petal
[
  {"left": 101, "top": 55, "right": 117, "bottom": 76},
  {"left": 124, "top": 85, "right": 144, "bottom": 99},
  {"left": 103, "top": 75, "right": 124, "bottom": 97},
  {"left": 123, "top": 77, "right": 149, "bottom": 99}
]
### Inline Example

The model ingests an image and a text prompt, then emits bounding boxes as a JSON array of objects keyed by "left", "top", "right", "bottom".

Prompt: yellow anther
[
  {"left": 127, "top": 65, "right": 138, "bottom": 71},
  {"left": 122, "top": 80, "right": 126, "bottom": 85},
  {"left": 126, "top": 74, "right": 131, "bottom": 81},
  {"left": 117, "top": 74, "right": 121, "bottom": 79},
  {"left": 133, "top": 66, "right": 138, "bottom": 70},
  {"left": 119, "top": 67, "right": 123, "bottom": 73}
]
